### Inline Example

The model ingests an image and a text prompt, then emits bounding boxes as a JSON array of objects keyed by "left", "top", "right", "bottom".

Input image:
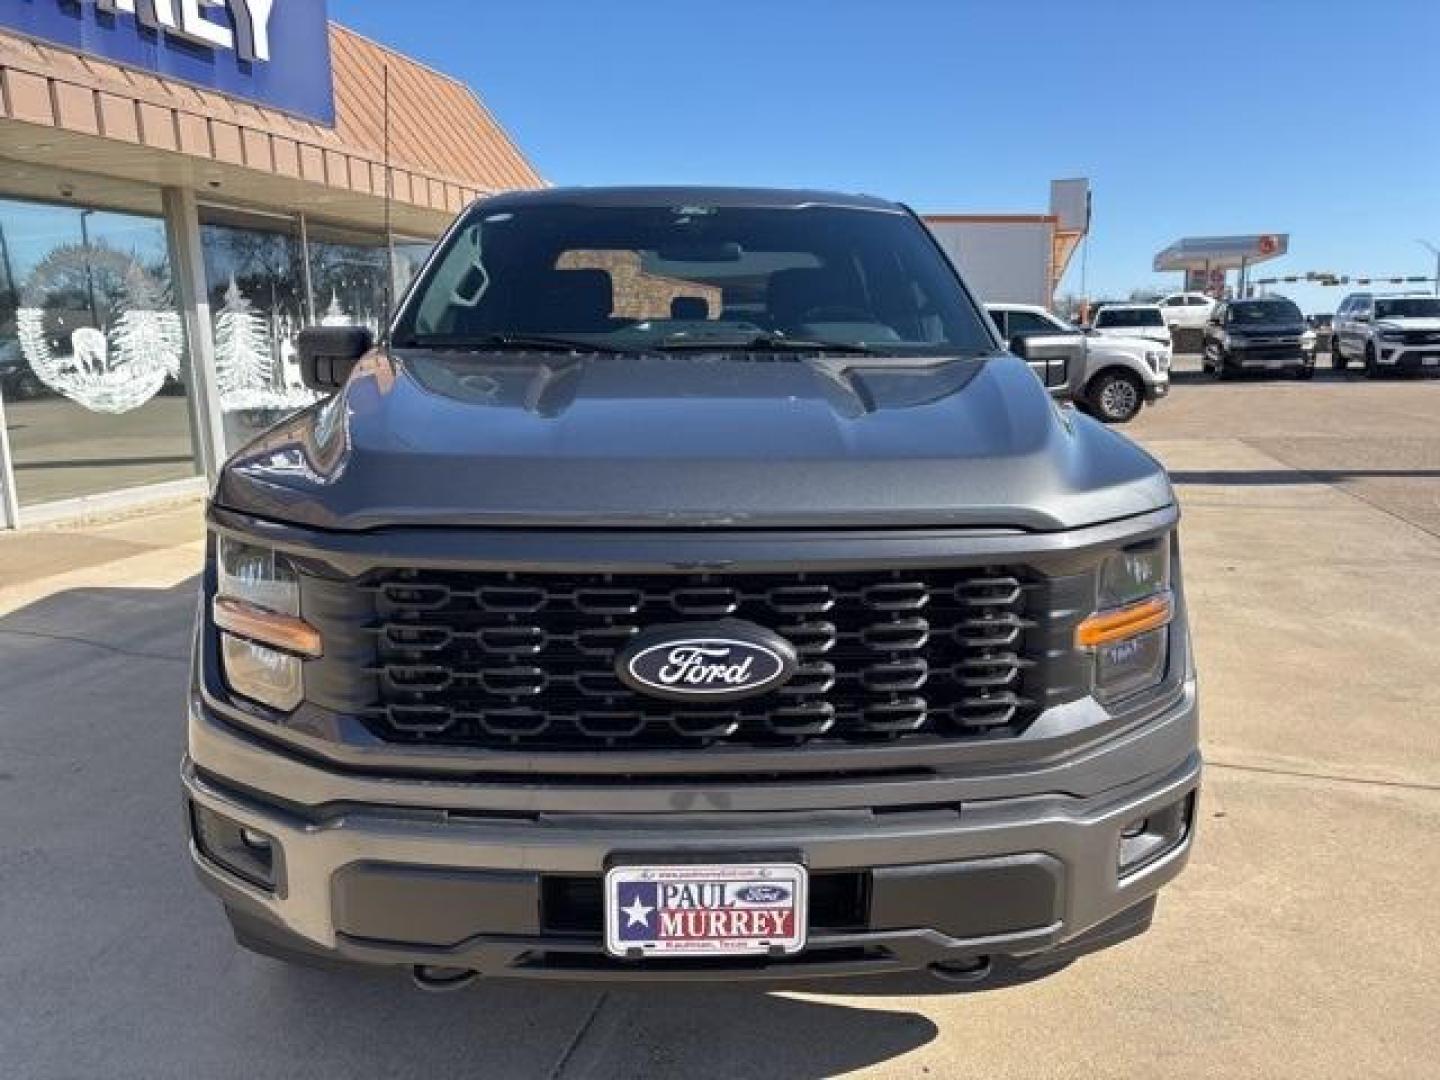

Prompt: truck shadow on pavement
[
  {"left": 1169, "top": 467, "right": 1440, "bottom": 485},
  {"left": 0, "top": 581, "right": 965, "bottom": 1079}
]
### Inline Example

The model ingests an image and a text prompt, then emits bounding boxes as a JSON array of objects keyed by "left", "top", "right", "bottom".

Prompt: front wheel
[
  {"left": 1294, "top": 364, "right": 1315, "bottom": 381},
  {"left": 1331, "top": 342, "right": 1347, "bottom": 371},
  {"left": 1088, "top": 369, "right": 1145, "bottom": 423},
  {"left": 1364, "top": 343, "right": 1379, "bottom": 379}
]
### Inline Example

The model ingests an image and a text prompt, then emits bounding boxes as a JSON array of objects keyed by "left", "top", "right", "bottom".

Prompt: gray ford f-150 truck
[{"left": 186, "top": 187, "right": 1199, "bottom": 989}]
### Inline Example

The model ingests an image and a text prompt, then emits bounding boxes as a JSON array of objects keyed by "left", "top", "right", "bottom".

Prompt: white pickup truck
[{"left": 988, "top": 303, "right": 1171, "bottom": 423}]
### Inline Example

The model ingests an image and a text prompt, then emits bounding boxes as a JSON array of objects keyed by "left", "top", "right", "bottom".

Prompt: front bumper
[
  {"left": 184, "top": 683, "right": 1201, "bottom": 984},
  {"left": 1377, "top": 343, "right": 1440, "bottom": 370},
  {"left": 1229, "top": 345, "right": 1309, "bottom": 370}
]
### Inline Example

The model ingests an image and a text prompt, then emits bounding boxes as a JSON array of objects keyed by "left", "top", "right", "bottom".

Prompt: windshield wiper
[
  {"left": 399, "top": 333, "right": 627, "bottom": 354},
  {"left": 652, "top": 332, "right": 879, "bottom": 355}
]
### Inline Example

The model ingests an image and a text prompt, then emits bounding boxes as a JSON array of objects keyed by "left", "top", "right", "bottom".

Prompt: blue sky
[{"left": 330, "top": 0, "right": 1440, "bottom": 313}]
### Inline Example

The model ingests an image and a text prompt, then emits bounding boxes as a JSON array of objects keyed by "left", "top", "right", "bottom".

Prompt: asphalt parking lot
[{"left": 1, "top": 360, "right": 1438, "bottom": 1079}]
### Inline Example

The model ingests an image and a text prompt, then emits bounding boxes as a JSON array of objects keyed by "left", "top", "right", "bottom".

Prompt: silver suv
[{"left": 1332, "top": 292, "right": 1440, "bottom": 376}]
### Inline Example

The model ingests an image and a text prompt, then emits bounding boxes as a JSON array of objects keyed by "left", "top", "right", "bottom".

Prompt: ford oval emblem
[
  {"left": 735, "top": 884, "right": 791, "bottom": 904},
  {"left": 616, "top": 621, "right": 798, "bottom": 702}
]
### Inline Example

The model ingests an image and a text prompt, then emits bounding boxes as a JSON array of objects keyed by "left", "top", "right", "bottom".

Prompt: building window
[
  {"left": 200, "top": 206, "right": 431, "bottom": 455},
  {"left": 200, "top": 207, "right": 315, "bottom": 454},
  {"left": 0, "top": 196, "right": 198, "bottom": 508}
]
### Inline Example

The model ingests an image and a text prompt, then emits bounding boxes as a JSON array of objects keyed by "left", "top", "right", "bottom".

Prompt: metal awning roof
[{"left": 1154, "top": 234, "right": 1289, "bottom": 272}]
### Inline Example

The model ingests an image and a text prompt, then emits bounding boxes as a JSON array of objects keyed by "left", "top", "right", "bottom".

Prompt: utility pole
[
  {"left": 79, "top": 209, "right": 99, "bottom": 325},
  {"left": 1418, "top": 240, "right": 1440, "bottom": 297}
]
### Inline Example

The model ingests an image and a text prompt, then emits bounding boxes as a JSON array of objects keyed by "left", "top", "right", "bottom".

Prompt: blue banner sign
[{"left": 1, "top": 0, "right": 334, "bottom": 126}]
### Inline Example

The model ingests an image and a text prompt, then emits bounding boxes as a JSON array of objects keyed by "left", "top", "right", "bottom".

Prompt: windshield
[
  {"left": 1095, "top": 308, "right": 1164, "bottom": 328},
  {"left": 1375, "top": 298, "right": 1440, "bottom": 319},
  {"left": 393, "top": 202, "right": 995, "bottom": 355},
  {"left": 1229, "top": 300, "right": 1302, "bottom": 324}
]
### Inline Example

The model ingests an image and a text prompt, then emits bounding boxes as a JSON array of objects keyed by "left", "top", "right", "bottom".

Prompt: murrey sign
[
  {"left": 1, "top": 0, "right": 334, "bottom": 124},
  {"left": 94, "top": 0, "right": 280, "bottom": 64}
]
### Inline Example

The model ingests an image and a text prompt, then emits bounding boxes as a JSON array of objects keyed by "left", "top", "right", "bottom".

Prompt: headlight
[
  {"left": 213, "top": 537, "right": 320, "bottom": 712},
  {"left": 218, "top": 536, "right": 300, "bottom": 617},
  {"left": 1098, "top": 539, "right": 1169, "bottom": 607},
  {"left": 1079, "top": 539, "right": 1173, "bottom": 704}
]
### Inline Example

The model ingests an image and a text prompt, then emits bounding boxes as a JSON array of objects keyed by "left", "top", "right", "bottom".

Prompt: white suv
[
  {"left": 1157, "top": 292, "right": 1217, "bottom": 331},
  {"left": 1332, "top": 293, "right": 1440, "bottom": 376},
  {"left": 1090, "top": 304, "right": 1173, "bottom": 347},
  {"left": 989, "top": 303, "right": 1170, "bottom": 423}
]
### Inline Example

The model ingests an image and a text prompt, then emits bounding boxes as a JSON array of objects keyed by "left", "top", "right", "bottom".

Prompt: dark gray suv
[{"left": 186, "top": 187, "right": 1200, "bottom": 989}]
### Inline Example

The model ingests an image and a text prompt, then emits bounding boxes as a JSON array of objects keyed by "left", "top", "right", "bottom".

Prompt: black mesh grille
[
  {"left": 354, "top": 567, "right": 1042, "bottom": 750},
  {"left": 1240, "top": 343, "right": 1303, "bottom": 361}
]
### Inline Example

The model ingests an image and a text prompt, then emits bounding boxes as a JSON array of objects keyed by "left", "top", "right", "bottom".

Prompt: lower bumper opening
[{"left": 326, "top": 854, "right": 1063, "bottom": 950}]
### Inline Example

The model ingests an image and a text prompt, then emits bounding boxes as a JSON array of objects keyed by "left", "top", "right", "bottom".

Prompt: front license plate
[
  {"left": 604, "top": 862, "right": 807, "bottom": 959},
  {"left": 1424, "top": 356, "right": 1439, "bottom": 367}
]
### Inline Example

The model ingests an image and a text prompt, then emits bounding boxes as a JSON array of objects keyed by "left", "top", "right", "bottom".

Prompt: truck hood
[
  {"left": 1375, "top": 318, "right": 1440, "bottom": 333},
  {"left": 1228, "top": 321, "right": 1305, "bottom": 336},
  {"left": 215, "top": 350, "right": 1173, "bottom": 532},
  {"left": 1085, "top": 335, "right": 1155, "bottom": 361},
  {"left": 1093, "top": 327, "right": 1170, "bottom": 344}
]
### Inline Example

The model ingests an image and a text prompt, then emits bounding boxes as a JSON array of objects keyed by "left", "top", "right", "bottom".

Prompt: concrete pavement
[{"left": 1, "top": 373, "right": 1437, "bottom": 1078}]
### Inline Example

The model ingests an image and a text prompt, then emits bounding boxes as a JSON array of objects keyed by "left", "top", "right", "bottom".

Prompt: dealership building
[
  {"left": 0, "top": 5, "right": 1086, "bottom": 531},
  {"left": 0, "top": 1, "right": 543, "bottom": 528}
]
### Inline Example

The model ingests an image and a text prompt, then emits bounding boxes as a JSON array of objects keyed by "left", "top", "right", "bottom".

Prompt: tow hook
[
  {"left": 928, "top": 956, "right": 993, "bottom": 985},
  {"left": 411, "top": 965, "right": 481, "bottom": 992}
]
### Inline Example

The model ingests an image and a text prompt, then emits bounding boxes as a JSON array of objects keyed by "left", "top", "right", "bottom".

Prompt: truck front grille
[{"left": 355, "top": 567, "right": 1043, "bottom": 750}]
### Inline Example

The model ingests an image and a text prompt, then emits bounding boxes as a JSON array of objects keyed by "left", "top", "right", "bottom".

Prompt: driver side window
[{"left": 1006, "top": 311, "right": 1058, "bottom": 337}]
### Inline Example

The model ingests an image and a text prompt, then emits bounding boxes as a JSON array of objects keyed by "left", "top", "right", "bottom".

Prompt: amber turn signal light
[
  {"left": 213, "top": 597, "right": 323, "bottom": 658},
  {"left": 1075, "top": 592, "right": 1173, "bottom": 648}
]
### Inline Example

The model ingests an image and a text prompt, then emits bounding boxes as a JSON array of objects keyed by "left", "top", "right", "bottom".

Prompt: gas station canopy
[{"left": 1154, "top": 234, "right": 1289, "bottom": 273}]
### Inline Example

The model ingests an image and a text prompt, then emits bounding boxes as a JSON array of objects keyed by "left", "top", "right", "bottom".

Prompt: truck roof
[{"left": 477, "top": 186, "right": 904, "bottom": 213}]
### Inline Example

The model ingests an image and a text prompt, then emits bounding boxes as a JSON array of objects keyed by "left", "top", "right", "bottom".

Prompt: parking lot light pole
[{"left": 1418, "top": 240, "right": 1440, "bottom": 296}]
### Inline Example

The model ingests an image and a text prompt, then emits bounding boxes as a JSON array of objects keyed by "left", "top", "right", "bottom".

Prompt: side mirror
[
  {"left": 1011, "top": 333, "right": 1074, "bottom": 400},
  {"left": 297, "top": 326, "right": 374, "bottom": 393}
]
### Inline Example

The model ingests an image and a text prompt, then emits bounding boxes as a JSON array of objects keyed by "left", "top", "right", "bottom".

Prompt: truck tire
[
  {"left": 1088, "top": 369, "right": 1144, "bottom": 423},
  {"left": 1364, "top": 343, "right": 1379, "bottom": 379},
  {"left": 1331, "top": 343, "right": 1347, "bottom": 371}
]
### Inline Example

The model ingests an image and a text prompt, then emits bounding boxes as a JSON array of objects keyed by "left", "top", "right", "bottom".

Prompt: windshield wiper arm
[
  {"left": 403, "top": 333, "right": 627, "bottom": 354},
  {"left": 653, "top": 332, "right": 879, "bottom": 355}
]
